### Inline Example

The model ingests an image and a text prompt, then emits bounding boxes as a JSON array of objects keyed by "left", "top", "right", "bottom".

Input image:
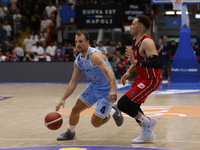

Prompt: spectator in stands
[
  {"left": 65, "top": 43, "right": 73, "bottom": 61},
  {"left": 30, "top": 30, "right": 39, "bottom": 43},
  {"left": 13, "top": 9, "right": 22, "bottom": 42},
  {"left": 45, "top": 1, "right": 57, "bottom": 18},
  {"left": 46, "top": 41, "right": 56, "bottom": 59},
  {"left": 40, "top": 15, "right": 53, "bottom": 32},
  {"left": 193, "top": 43, "right": 200, "bottom": 55},
  {"left": 7, "top": 4, "right": 14, "bottom": 15},
  {"left": 156, "top": 38, "right": 164, "bottom": 80},
  {"left": 3, "top": 11, "right": 13, "bottom": 28},
  {"left": 170, "top": 41, "right": 178, "bottom": 56},
  {"left": 0, "top": 23, "right": 7, "bottom": 43},
  {"left": 9, "top": 0, "right": 18, "bottom": 12},
  {"left": 15, "top": 43, "right": 24, "bottom": 59},
  {"left": 114, "top": 55, "right": 129, "bottom": 79},
  {"left": 0, "top": 48, "right": 6, "bottom": 61},
  {"left": 30, "top": 15, "right": 40, "bottom": 35},
  {"left": 117, "top": 40, "right": 126, "bottom": 55},
  {"left": 0, "top": 2, "right": 8, "bottom": 19},
  {"left": 112, "top": 50, "right": 121, "bottom": 63},
  {"left": 11, "top": 49, "right": 21, "bottom": 61},
  {"left": 53, "top": 48, "right": 64, "bottom": 61},
  {"left": 107, "top": 40, "right": 117, "bottom": 61},
  {"left": 162, "top": 34, "right": 171, "bottom": 82},
  {"left": 39, "top": 51, "right": 51, "bottom": 61},
  {"left": 23, "top": 49, "right": 34, "bottom": 62},
  {"left": 3, "top": 20, "right": 12, "bottom": 40},
  {"left": 96, "top": 41, "right": 107, "bottom": 54},
  {"left": 39, "top": 27, "right": 47, "bottom": 43},
  {"left": 23, "top": 34, "right": 35, "bottom": 52},
  {"left": 37, "top": 0, "right": 47, "bottom": 15},
  {"left": 91, "top": 39, "right": 98, "bottom": 48},
  {"left": 31, "top": 41, "right": 44, "bottom": 61},
  {"left": 69, "top": 47, "right": 79, "bottom": 62},
  {"left": 1, "top": 0, "right": 9, "bottom": 7},
  {"left": 3, "top": 41, "right": 14, "bottom": 54},
  {"left": 56, "top": 42, "right": 65, "bottom": 55},
  {"left": 4, "top": 50, "right": 11, "bottom": 61}
]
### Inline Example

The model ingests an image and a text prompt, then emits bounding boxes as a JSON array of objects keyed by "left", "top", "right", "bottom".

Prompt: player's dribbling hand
[{"left": 55, "top": 99, "right": 65, "bottom": 111}]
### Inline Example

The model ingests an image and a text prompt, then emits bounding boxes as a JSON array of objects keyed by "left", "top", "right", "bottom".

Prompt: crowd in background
[{"left": 0, "top": 0, "right": 200, "bottom": 82}]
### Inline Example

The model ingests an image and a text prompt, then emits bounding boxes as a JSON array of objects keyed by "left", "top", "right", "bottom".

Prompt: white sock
[
  {"left": 109, "top": 108, "right": 116, "bottom": 117},
  {"left": 69, "top": 124, "right": 76, "bottom": 132},
  {"left": 137, "top": 114, "right": 149, "bottom": 124}
]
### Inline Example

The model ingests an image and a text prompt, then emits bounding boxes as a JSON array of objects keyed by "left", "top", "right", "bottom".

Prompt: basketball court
[{"left": 0, "top": 81, "right": 200, "bottom": 150}]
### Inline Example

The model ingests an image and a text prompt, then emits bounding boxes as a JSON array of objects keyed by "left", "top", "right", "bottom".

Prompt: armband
[{"left": 136, "top": 55, "right": 160, "bottom": 69}]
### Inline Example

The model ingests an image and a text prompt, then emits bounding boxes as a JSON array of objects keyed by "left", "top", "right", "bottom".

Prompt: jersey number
[{"left": 100, "top": 106, "right": 106, "bottom": 114}]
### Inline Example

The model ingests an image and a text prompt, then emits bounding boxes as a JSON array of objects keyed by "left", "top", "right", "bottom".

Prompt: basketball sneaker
[
  {"left": 57, "top": 129, "right": 76, "bottom": 140},
  {"left": 112, "top": 104, "right": 124, "bottom": 127},
  {"left": 132, "top": 132, "right": 156, "bottom": 143},
  {"left": 131, "top": 116, "right": 157, "bottom": 143}
]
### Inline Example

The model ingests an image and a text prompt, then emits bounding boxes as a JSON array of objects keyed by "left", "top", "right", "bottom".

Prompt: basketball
[{"left": 44, "top": 111, "right": 63, "bottom": 130}]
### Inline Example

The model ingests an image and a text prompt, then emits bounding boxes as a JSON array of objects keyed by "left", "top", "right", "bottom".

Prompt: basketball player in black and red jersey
[{"left": 117, "top": 15, "right": 161, "bottom": 143}]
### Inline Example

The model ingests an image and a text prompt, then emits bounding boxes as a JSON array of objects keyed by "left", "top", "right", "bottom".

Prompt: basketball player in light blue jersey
[{"left": 55, "top": 29, "right": 124, "bottom": 140}]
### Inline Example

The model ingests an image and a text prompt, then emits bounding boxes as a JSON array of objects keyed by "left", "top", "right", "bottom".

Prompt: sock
[
  {"left": 69, "top": 124, "right": 76, "bottom": 132},
  {"left": 109, "top": 107, "right": 116, "bottom": 117},
  {"left": 137, "top": 114, "right": 149, "bottom": 124}
]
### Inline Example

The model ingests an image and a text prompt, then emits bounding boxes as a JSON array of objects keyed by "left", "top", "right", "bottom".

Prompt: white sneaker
[
  {"left": 132, "top": 132, "right": 156, "bottom": 143},
  {"left": 132, "top": 116, "right": 157, "bottom": 143}
]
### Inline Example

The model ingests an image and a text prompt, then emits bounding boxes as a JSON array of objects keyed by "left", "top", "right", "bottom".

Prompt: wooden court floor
[{"left": 0, "top": 83, "right": 200, "bottom": 150}]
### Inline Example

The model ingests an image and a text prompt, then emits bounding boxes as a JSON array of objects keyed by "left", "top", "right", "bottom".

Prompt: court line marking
[{"left": 0, "top": 139, "right": 199, "bottom": 143}]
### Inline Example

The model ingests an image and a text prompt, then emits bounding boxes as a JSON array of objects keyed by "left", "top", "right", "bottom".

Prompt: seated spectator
[
  {"left": 117, "top": 40, "right": 126, "bottom": 55},
  {"left": 65, "top": 43, "right": 73, "bottom": 61},
  {"left": 55, "top": 42, "right": 65, "bottom": 55},
  {"left": 39, "top": 51, "right": 51, "bottom": 62},
  {"left": 96, "top": 41, "right": 107, "bottom": 54},
  {"left": 11, "top": 49, "right": 21, "bottom": 61},
  {"left": 39, "top": 27, "right": 47, "bottom": 44},
  {"left": 0, "top": 49, "right": 6, "bottom": 61},
  {"left": 23, "top": 33, "right": 35, "bottom": 52},
  {"left": 107, "top": 40, "right": 117, "bottom": 61},
  {"left": 114, "top": 55, "right": 129, "bottom": 79},
  {"left": 46, "top": 41, "right": 56, "bottom": 59},
  {"left": 3, "top": 41, "right": 14, "bottom": 54},
  {"left": 193, "top": 43, "right": 200, "bottom": 55},
  {"left": 53, "top": 49, "right": 64, "bottom": 61},
  {"left": 15, "top": 43, "right": 24, "bottom": 59},
  {"left": 4, "top": 50, "right": 11, "bottom": 61},
  {"left": 40, "top": 15, "right": 53, "bottom": 32},
  {"left": 0, "top": 2, "right": 8, "bottom": 19},
  {"left": 112, "top": 50, "right": 121, "bottom": 63},
  {"left": 91, "top": 39, "right": 97, "bottom": 48},
  {"left": 45, "top": 1, "right": 57, "bottom": 18},
  {"left": 23, "top": 49, "right": 34, "bottom": 62},
  {"left": 30, "top": 30, "right": 39, "bottom": 43},
  {"left": 31, "top": 42, "right": 44, "bottom": 61},
  {"left": 68, "top": 48, "right": 79, "bottom": 62},
  {"left": 0, "top": 23, "right": 7, "bottom": 43}
]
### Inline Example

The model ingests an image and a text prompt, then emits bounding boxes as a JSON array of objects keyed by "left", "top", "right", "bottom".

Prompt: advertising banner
[
  {"left": 123, "top": 4, "right": 145, "bottom": 22},
  {"left": 76, "top": 5, "right": 122, "bottom": 29}
]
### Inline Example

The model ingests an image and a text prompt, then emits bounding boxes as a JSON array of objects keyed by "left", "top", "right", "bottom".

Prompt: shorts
[
  {"left": 78, "top": 83, "right": 112, "bottom": 119},
  {"left": 125, "top": 76, "right": 161, "bottom": 104}
]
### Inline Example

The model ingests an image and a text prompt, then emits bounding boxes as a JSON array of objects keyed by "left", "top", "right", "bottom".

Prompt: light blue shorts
[{"left": 78, "top": 83, "right": 112, "bottom": 119}]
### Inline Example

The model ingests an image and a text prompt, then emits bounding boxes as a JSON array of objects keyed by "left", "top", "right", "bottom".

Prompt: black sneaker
[
  {"left": 112, "top": 104, "right": 124, "bottom": 127},
  {"left": 57, "top": 129, "right": 76, "bottom": 140}
]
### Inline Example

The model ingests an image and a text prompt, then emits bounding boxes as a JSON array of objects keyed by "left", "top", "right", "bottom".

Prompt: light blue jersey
[
  {"left": 76, "top": 47, "right": 115, "bottom": 90},
  {"left": 75, "top": 47, "right": 116, "bottom": 119}
]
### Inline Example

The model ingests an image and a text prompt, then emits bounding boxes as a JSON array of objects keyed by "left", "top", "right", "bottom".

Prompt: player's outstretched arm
[{"left": 55, "top": 61, "right": 82, "bottom": 111}]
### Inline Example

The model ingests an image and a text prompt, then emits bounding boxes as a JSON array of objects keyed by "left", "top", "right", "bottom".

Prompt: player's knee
[
  {"left": 91, "top": 120, "right": 101, "bottom": 128},
  {"left": 71, "top": 106, "right": 81, "bottom": 115},
  {"left": 117, "top": 95, "right": 129, "bottom": 112}
]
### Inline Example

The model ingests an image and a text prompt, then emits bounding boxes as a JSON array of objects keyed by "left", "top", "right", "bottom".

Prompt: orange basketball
[{"left": 44, "top": 111, "right": 63, "bottom": 130}]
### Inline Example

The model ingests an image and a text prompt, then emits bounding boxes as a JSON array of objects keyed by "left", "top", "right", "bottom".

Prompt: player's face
[
  {"left": 75, "top": 34, "right": 89, "bottom": 53},
  {"left": 130, "top": 18, "right": 140, "bottom": 36}
]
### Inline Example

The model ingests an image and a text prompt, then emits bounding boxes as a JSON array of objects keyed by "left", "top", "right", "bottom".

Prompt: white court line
[{"left": 0, "top": 139, "right": 199, "bottom": 143}]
